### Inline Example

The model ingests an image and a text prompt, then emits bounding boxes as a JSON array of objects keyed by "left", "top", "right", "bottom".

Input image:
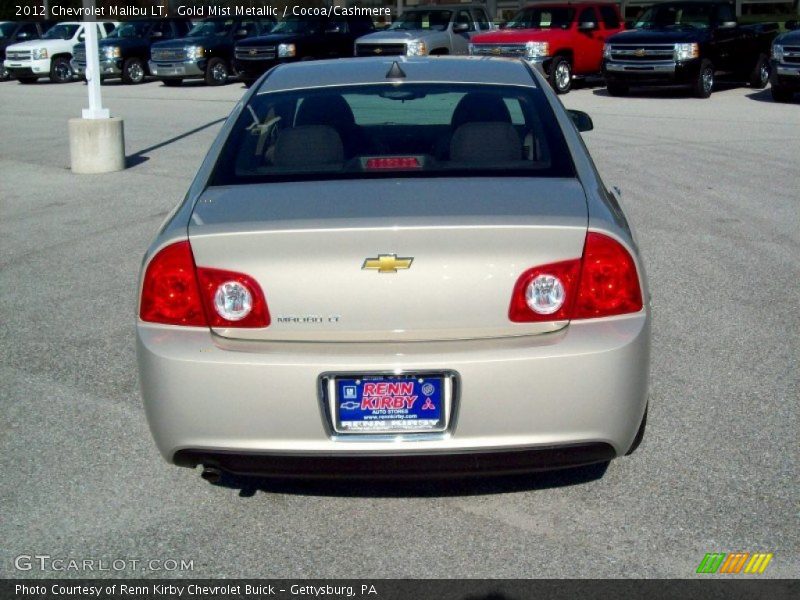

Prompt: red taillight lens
[
  {"left": 574, "top": 232, "right": 643, "bottom": 319},
  {"left": 509, "top": 232, "right": 643, "bottom": 322},
  {"left": 365, "top": 157, "right": 421, "bottom": 170},
  {"left": 196, "top": 267, "right": 270, "bottom": 328},
  {"left": 509, "top": 260, "right": 581, "bottom": 322},
  {"left": 139, "top": 241, "right": 206, "bottom": 326}
]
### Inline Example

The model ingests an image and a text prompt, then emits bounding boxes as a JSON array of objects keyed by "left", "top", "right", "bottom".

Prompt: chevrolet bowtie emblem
[
  {"left": 362, "top": 254, "right": 413, "bottom": 273},
  {"left": 249, "top": 48, "right": 257, "bottom": 55},
  {"left": 374, "top": 47, "right": 383, "bottom": 54},
  {"left": 634, "top": 48, "right": 646, "bottom": 57}
]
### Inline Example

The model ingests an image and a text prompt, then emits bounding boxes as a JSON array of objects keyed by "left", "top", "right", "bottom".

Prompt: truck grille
[
  {"left": 783, "top": 45, "right": 800, "bottom": 65},
  {"left": 235, "top": 46, "right": 276, "bottom": 60},
  {"left": 151, "top": 47, "right": 186, "bottom": 62},
  {"left": 608, "top": 44, "right": 675, "bottom": 63},
  {"left": 355, "top": 43, "right": 406, "bottom": 57},
  {"left": 6, "top": 49, "right": 32, "bottom": 61},
  {"left": 470, "top": 44, "right": 527, "bottom": 58},
  {"left": 73, "top": 47, "right": 86, "bottom": 64}
]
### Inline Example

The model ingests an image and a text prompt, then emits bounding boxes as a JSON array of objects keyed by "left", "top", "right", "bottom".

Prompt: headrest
[
  {"left": 451, "top": 93, "right": 512, "bottom": 130},
  {"left": 273, "top": 126, "right": 344, "bottom": 169},
  {"left": 450, "top": 122, "right": 522, "bottom": 164}
]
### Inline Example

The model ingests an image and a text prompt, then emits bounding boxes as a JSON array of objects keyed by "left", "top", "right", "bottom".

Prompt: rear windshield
[{"left": 210, "top": 83, "right": 575, "bottom": 185}]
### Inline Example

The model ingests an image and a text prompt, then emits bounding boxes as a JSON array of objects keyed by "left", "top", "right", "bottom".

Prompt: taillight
[
  {"left": 509, "top": 232, "right": 643, "bottom": 322},
  {"left": 140, "top": 241, "right": 206, "bottom": 326},
  {"left": 196, "top": 267, "right": 270, "bottom": 328},
  {"left": 573, "top": 232, "right": 643, "bottom": 319},
  {"left": 139, "top": 241, "right": 270, "bottom": 328}
]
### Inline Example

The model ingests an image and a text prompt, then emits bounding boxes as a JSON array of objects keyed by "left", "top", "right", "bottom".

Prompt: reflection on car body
[{"left": 136, "top": 57, "right": 650, "bottom": 482}]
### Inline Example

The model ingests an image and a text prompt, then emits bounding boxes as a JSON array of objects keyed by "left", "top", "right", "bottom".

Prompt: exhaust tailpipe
[{"left": 201, "top": 466, "right": 222, "bottom": 484}]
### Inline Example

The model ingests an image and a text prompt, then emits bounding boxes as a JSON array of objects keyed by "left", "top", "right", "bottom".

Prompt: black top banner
[
  {"left": 4, "top": 2, "right": 394, "bottom": 22},
  {"left": 2, "top": 580, "right": 798, "bottom": 600}
]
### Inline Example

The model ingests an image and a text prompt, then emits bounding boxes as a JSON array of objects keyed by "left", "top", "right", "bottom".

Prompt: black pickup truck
[
  {"left": 71, "top": 19, "right": 192, "bottom": 84},
  {"left": 770, "top": 20, "right": 800, "bottom": 102},
  {"left": 149, "top": 17, "right": 276, "bottom": 86},
  {"left": 602, "top": 1, "right": 779, "bottom": 97},
  {"left": 233, "top": 16, "right": 375, "bottom": 85}
]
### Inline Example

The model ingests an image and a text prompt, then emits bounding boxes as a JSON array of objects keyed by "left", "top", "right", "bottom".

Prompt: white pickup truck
[{"left": 4, "top": 21, "right": 116, "bottom": 83}]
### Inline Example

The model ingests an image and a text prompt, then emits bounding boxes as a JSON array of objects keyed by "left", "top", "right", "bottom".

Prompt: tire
[
  {"left": 0, "top": 65, "right": 9, "bottom": 81},
  {"left": 18, "top": 76, "right": 39, "bottom": 84},
  {"left": 771, "top": 84, "right": 794, "bottom": 103},
  {"left": 49, "top": 57, "right": 73, "bottom": 83},
  {"left": 204, "top": 57, "right": 229, "bottom": 86},
  {"left": 606, "top": 81, "right": 629, "bottom": 97},
  {"left": 548, "top": 55, "right": 572, "bottom": 94},
  {"left": 121, "top": 57, "right": 146, "bottom": 85},
  {"left": 749, "top": 53, "right": 769, "bottom": 89},
  {"left": 693, "top": 59, "right": 714, "bottom": 98},
  {"left": 162, "top": 78, "right": 182, "bottom": 87},
  {"left": 625, "top": 407, "right": 648, "bottom": 456}
]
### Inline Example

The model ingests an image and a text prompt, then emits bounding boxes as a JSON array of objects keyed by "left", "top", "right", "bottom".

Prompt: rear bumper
[
  {"left": 138, "top": 313, "right": 650, "bottom": 474},
  {"left": 148, "top": 59, "right": 206, "bottom": 79},
  {"left": 175, "top": 443, "right": 616, "bottom": 479},
  {"left": 603, "top": 58, "right": 699, "bottom": 86}
]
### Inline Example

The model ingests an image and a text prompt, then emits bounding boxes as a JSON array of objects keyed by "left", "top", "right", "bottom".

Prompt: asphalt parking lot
[{"left": 1, "top": 76, "right": 798, "bottom": 579}]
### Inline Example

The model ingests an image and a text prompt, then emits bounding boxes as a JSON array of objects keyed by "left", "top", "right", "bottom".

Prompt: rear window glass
[{"left": 210, "top": 83, "right": 575, "bottom": 185}]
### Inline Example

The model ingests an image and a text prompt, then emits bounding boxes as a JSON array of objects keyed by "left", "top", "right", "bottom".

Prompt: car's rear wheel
[
  {"left": 205, "top": 57, "right": 229, "bottom": 86},
  {"left": 606, "top": 81, "right": 629, "bottom": 97},
  {"left": 625, "top": 407, "right": 648, "bottom": 456},
  {"left": 122, "top": 57, "right": 146, "bottom": 85},
  {"left": 693, "top": 59, "right": 714, "bottom": 98},
  {"left": 18, "top": 76, "right": 39, "bottom": 84},
  {"left": 50, "top": 57, "right": 74, "bottom": 84},
  {"left": 749, "top": 53, "right": 769, "bottom": 89},
  {"left": 549, "top": 56, "right": 572, "bottom": 94},
  {"left": 162, "top": 78, "right": 182, "bottom": 87},
  {"left": 771, "top": 84, "right": 794, "bottom": 103}
]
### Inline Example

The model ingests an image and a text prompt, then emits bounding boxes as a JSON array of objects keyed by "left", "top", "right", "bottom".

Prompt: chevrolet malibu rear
[{"left": 136, "top": 56, "right": 650, "bottom": 481}]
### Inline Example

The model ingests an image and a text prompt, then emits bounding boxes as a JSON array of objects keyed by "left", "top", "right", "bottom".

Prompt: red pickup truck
[{"left": 469, "top": 2, "right": 624, "bottom": 93}]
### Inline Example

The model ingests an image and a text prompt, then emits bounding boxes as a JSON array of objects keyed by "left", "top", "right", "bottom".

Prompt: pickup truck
[
  {"left": 355, "top": 4, "right": 493, "bottom": 57},
  {"left": 4, "top": 21, "right": 116, "bottom": 84},
  {"left": 1, "top": 21, "right": 55, "bottom": 81},
  {"left": 72, "top": 18, "right": 192, "bottom": 85},
  {"left": 769, "top": 20, "right": 800, "bottom": 102},
  {"left": 235, "top": 15, "right": 375, "bottom": 85},
  {"left": 602, "top": 1, "right": 779, "bottom": 98},
  {"left": 469, "top": 2, "right": 624, "bottom": 94},
  {"left": 149, "top": 17, "right": 275, "bottom": 86}
]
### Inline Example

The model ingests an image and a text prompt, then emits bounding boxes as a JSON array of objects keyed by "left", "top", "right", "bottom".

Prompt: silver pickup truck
[{"left": 355, "top": 4, "right": 493, "bottom": 57}]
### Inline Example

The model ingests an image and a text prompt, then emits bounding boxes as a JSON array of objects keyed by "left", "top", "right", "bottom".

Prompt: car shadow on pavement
[
  {"left": 746, "top": 88, "right": 797, "bottom": 103},
  {"left": 592, "top": 81, "right": 742, "bottom": 98},
  {"left": 209, "top": 462, "right": 610, "bottom": 498},
  {"left": 126, "top": 117, "right": 226, "bottom": 168}
]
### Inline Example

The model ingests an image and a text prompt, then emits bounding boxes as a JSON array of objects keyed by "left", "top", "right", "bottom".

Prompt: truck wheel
[
  {"left": 693, "top": 59, "right": 714, "bottom": 98},
  {"left": 771, "top": 84, "right": 794, "bottom": 103},
  {"left": 205, "top": 57, "right": 229, "bottom": 86},
  {"left": 162, "top": 79, "right": 182, "bottom": 87},
  {"left": 749, "top": 54, "right": 769, "bottom": 89},
  {"left": 50, "top": 57, "right": 74, "bottom": 84},
  {"left": 0, "top": 65, "right": 9, "bottom": 81},
  {"left": 548, "top": 56, "right": 572, "bottom": 94},
  {"left": 122, "top": 57, "right": 146, "bottom": 85},
  {"left": 606, "top": 81, "right": 629, "bottom": 97},
  {"left": 18, "top": 76, "right": 39, "bottom": 84}
]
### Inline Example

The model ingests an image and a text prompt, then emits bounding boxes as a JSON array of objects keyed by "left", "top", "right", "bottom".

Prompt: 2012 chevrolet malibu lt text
[{"left": 136, "top": 56, "right": 650, "bottom": 482}]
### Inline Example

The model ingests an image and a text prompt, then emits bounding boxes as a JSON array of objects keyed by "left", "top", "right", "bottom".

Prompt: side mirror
[
  {"left": 568, "top": 109, "right": 593, "bottom": 132},
  {"left": 785, "top": 20, "right": 799, "bottom": 31},
  {"left": 718, "top": 21, "right": 738, "bottom": 29},
  {"left": 578, "top": 21, "right": 598, "bottom": 31},
  {"left": 77, "top": 33, "right": 85, "bottom": 41},
  {"left": 452, "top": 22, "right": 470, "bottom": 34}
]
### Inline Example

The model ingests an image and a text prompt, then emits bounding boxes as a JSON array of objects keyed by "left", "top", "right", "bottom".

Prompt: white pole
[{"left": 82, "top": 0, "right": 108, "bottom": 119}]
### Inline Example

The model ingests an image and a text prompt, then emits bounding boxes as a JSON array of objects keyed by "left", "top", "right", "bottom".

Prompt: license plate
[
  {"left": 326, "top": 374, "right": 451, "bottom": 434},
  {"left": 159, "top": 67, "right": 184, "bottom": 76}
]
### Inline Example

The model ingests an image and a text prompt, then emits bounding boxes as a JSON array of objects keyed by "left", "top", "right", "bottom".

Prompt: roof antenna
[{"left": 386, "top": 61, "right": 407, "bottom": 79}]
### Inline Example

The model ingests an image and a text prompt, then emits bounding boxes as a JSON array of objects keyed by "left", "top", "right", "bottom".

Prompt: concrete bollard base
[{"left": 69, "top": 117, "right": 126, "bottom": 174}]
